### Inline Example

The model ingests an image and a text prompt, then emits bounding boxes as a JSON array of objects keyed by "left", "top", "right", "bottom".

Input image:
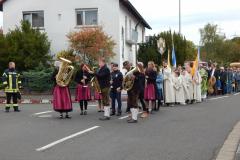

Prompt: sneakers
[
  {"left": 127, "top": 119, "right": 138, "bottom": 123},
  {"left": 99, "top": 117, "right": 110, "bottom": 121}
]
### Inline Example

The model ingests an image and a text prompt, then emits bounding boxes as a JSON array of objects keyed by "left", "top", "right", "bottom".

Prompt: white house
[{"left": 0, "top": 0, "right": 151, "bottom": 68}]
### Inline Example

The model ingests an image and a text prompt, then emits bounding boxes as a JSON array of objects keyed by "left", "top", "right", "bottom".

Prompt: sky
[
  {"left": 1, "top": 0, "right": 240, "bottom": 44},
  {"left": 129, "top": 0, "right": 240, "bottom": 44}
]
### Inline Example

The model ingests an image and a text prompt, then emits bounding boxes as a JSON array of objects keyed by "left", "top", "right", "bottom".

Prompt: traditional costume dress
[
  {"left": 163, "top": 67, "right": 175, "bottom": 105},
  {"left": 52, "top": 68, "right": 72, "bottom": 119},
  {"left": 144, "top": 68, "right": 157, "bottom": 113},
  {"left": 96, "top": 64, "right": 111, "bottom": 121},
  {"left": 75, "top": 69, "right": 91, "bottom": 115}
]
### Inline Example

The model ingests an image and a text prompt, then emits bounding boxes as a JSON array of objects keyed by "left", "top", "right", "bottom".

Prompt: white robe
[
  {"left": 173, "top": 76, "right": 185, "bottom": 104},
  {"left": 193, "top": 71, "right": 202, "bottom": 102},
  {"left": 182, "top": 74, "right": 190, "bottom": 101},
  {"left": 185, "top": 72, "right": 194, "bottom": 100},
  {"left": 163, "top": 68, "right": 175, "bottom": 103}
]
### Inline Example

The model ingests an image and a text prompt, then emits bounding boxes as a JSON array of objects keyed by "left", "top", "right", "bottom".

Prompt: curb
[
  {"left": 0, "top": 97, "right": 128, "bottom": 104},
  {"left": 215, "top": 121, "right": 240, "bottom": 160}
]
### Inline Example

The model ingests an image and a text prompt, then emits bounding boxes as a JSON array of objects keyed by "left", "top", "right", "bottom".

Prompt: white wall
[
  {"left": 119, "top": 3, "right": 146, "bottom": 68},
  {"left": 3, "top": 0, "right": 120, "bottom": 58},
  {"left": 3, "top": 0, "right": 147, "bottom": 68}
]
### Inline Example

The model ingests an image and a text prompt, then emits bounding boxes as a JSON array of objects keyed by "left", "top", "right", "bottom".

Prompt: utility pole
[{"left": 179, "top": 0, "right": 181, "bottom": 34}]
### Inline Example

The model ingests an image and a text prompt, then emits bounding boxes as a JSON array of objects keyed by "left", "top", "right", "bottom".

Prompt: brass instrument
[
  {"left": 230, "top": 62, "right": 240, "bottom": 68},
  {"left": 123, "top": 66, "right": 140, "bottom": 91},
  {"left": 208, "top": 76, "right": 216, "bottom": 94},
  {"left": 84, "top": 65, "right": 101, "bottom": 93},
  {"left": 56, "top": 57, "right": 75, "bottom": 87}
]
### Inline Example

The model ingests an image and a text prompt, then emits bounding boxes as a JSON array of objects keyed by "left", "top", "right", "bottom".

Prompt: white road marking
[
  {"left": 36, "top": 126, "right": 100, "bottom": 152},
  {"left": 88, "top": 105, "right": 97, "bottom": 107},
  {"left": 119, "top": 112, "right": 143, "bottom": 120},
  {"left": 209, "top": 96, "right": 229, "bottom": 101},
  {"left": 38, "top": 115, "right": 52, "bottom": 118},
  {"left": 33, "top": 111, "right": 53, "bottom": 116},
  {"left": 234, "top": 93, "right": 240, "bottom": 96}
]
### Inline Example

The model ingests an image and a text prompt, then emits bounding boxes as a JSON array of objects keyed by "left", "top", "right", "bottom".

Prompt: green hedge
[{"left": 22, "top": 66, "right": 54, "bottom": 92}]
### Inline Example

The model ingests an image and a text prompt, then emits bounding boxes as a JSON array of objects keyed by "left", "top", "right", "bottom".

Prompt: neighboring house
[{"left": 0, "top": 0, "right": 151, "bottom": 68}]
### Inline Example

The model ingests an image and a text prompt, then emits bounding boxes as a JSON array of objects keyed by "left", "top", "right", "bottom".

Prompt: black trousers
[
  {"left": 139, "top": 90, "right": 147, "bottom": 111},
  {"left": 6, "top": 93, "right": 18, "bottom": 109}
]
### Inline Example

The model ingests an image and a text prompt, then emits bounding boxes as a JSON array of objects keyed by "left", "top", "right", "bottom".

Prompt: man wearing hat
[
  {"left": 110, "top": 63, "right": 123, "bottom": 116},
  {"left": 123, "top": 61, "right": 141, "bottom": 123}
]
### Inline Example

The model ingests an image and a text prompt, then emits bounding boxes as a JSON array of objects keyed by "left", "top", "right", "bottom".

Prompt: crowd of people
[{"left": 2, "top": 59, "right": 240, "bottom": 123}]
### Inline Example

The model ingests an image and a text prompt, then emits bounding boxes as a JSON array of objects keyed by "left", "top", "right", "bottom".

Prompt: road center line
[
  {"left": 119, "top": 112, "right": 143, "bottom": 120},
  {"left": 209, "top": 96, "right": 229, "bottom": 101},
  {"left": 33, "top": 111, "right": 53, "bottom": 116},
  {"left": 36, "top": 126, "right": 100, "bottom": 152}
]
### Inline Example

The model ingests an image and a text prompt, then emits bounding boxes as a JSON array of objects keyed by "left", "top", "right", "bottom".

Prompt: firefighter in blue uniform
[{"left": 2, "top": 62, "right": 22, "bottom": 112}]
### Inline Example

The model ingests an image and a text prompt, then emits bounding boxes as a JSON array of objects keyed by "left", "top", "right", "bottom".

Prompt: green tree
[
  {"left": 138, "top": 30, "right": 195, "bottom": 66},
  {"left": 200, "top": 23, "right": 225, "bottom": 61},
  {"left": 67, "top": 27, "right": 116, "bottom": 65},
  {"left": 1, "top": 20, "right": 52, "bottom": 72}
]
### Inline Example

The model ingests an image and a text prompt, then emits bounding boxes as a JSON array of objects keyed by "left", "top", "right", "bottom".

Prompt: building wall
[
  {"left": 119, "top": 3, "right": 145, "bottom": 68},
  {"left": 3, "top": 0, "right": 120, "bottom": 61},
  {"left": 3, "top": 0, "right": 146, "bottom": 68}
]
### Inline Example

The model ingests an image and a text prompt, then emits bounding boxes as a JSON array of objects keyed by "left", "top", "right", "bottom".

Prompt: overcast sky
[
  {"left": 1, "top": 0, "right": 240, "bottom": 44},
  {"left": 130, "top": 0, "right": 240, "bottom": 44}
]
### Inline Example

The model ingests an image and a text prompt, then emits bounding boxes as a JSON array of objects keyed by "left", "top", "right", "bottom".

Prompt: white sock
[
  {"left": 104, "top": 106, "right": 110, "bottom": 117},
  {"left": 132, "top": 108, "right": 138, "bottom": 120}
]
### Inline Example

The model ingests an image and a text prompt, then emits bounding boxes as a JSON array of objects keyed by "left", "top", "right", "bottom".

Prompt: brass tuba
[
  {"left": 56, "top": 57, "right": 75, "bottom": 87},
  {"left": 123, "top": 66, "right": 140, "bottom": 91}
]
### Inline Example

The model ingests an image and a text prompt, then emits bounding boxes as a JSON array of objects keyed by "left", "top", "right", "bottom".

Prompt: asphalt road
[{"left": 0, "top": 94, "right": 240, "bottom": 160}]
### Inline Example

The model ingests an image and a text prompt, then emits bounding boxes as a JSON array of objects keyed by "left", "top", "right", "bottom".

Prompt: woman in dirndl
[
  {"left": 75, "top": 64, "right": 92, "bottom": 115},
  {"left": 52, "top": 61, "right": 72, "bottom": 119},
  {"left": 144, "top": 61, "right": 157, "bottom": 114}
]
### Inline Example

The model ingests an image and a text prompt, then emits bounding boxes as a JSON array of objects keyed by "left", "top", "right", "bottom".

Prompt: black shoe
[
  {"left": 5, "top": 110, "right": 10, "bottom": 113},
  {"left": 99, "top": 117, "right": 110, "bottom": 121},
  {"left": 65, "top": 115, "right": 71, "bottom": 119},
  {"left": 98, "top": 110, "right": 102, "bottom": 112},
  {"left": 14, "top": 109, "right": 21, "bottom": 112},
  {"left": 80, "top": 111, "right": 84, "bottom": 115},
  {"left": 127, "top": 119, "right": 138, "bottom": 123},
  {"left": 84, "top": 111, "right": 87, "bottom": 115},
  {"left": 116, "top": 113, "right": 122, "bottom": 116},
  {"left": 110, "top": 113, "right": 115, "bottom": 116}
]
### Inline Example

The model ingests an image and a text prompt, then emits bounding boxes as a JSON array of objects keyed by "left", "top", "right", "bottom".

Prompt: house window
[
  {"left": 23, "top": 11, "right": 44, "bottom": 28},
  {"left": 125, "top": 16, "right": 128, "bottom": 39},
  {"left": 76, "top": 9, "right": 98, "bottom": 26}
]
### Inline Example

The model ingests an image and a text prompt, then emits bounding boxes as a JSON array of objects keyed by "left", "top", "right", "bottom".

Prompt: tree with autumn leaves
[{"left": 67, "top": 27, "right": 116, "bottom": 65}]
